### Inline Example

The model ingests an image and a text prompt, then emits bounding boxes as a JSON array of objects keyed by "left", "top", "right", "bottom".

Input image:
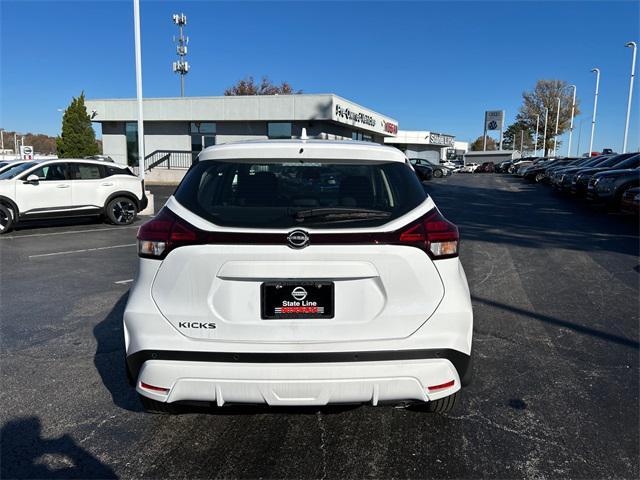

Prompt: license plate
[{"left": 261, "top": 281, "right": 334, "bottom": 319}]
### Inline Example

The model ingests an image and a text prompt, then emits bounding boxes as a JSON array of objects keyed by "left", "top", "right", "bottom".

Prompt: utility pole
[
  {"left": 14, "top": 133, "right": 18, "bottom": 155},
  {"left": 172, "top": 13, "right": 189, "bottom": 97},
  {"left": 623, "top": 42, "right": 637, "bottom": 153},
  {"left": 589, "top": 68, "right": 600, "bottom": 156},
  {"left": 567, "top": 85, "right": 576, "bottom": 157},
  {"left": 520, "top": 130, "right": 524, "bottom": 155}
]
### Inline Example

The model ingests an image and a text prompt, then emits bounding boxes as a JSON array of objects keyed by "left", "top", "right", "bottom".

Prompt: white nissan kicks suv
[
  {"left": 125, "top": 140, "right": 473, "bottom": 413},
  {"left": 0, "top": 159, "right": 147, "bottom": 233}
]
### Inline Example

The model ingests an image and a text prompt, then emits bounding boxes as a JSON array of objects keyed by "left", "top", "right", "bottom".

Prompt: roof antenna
[{"left": 300, "top": 128, "right": 308, "bottom": 141}]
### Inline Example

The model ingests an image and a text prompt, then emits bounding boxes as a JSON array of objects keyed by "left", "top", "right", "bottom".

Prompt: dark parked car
[
  {"left": 551, "top": 155, "right": 612, "bottom": 190},
  {"left": 409, "top": 159, "right": 433, "bottom": 182},
  {"left": 571, "top": 153, "right": 639, "bottom": 196},
  {"left": 476, "top": 162, "right": 495, "bottom": 173},
  {"left": 620, "top": 186, "right": 639, "bottom": 216},
  {"left": 521, "top": 158, "right": 571, "bottom": 183},
  {"left": 587, "top": 167, "right": 640, "bottom": 208},
  {"left": 409, "top": 158, "right": 450, "bottom": 178},
  {"left": 495, "top": 160, "right": 513, "bottom": 173}
]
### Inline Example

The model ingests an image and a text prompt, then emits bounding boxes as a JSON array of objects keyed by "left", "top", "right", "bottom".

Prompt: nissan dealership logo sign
[{"left": 382, "top": 120, "right": 398, "bottom": 135}]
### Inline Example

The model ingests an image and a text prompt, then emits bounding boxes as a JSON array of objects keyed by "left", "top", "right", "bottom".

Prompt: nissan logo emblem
[
  {"left": 291, "top": 286, "right": 308, "bottom": 301},
  {"left": 287, "top": 230, "right": 309, "bottom": 249}
]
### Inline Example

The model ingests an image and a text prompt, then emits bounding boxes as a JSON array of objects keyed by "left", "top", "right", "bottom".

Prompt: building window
[
  {"left": 125, "top": 122, "right": 138, "bottom": 166},
  {"left": 268, "top": 122, "right": 292, "bottom": 139},
  {"left": 190, "top": 122, "right": 216, "bottom": 153},
  {"left": 362, "top": 134, "right": 373, "bottom": 142}
]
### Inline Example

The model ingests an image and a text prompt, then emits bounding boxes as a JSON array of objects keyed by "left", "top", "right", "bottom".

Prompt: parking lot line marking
[
  {"left": 115, "top": 279, "right": 134, "bottom": 285},
  {"left": 1, "top": 225, "right": 139, "bottom": 240},
  {"left": 29, "top": 243, "right": 136, "bottom": 259}
]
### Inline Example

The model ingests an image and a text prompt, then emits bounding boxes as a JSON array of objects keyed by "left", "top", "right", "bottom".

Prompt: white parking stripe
[
  {"left": 115, "top": 279, "right": 134, "bottom": 285},
  {"left": 1, "top": 225, "right": 139, "bottom": 240},
  {"left": 29, "top": 243, "right": 136, "bottom": 259}
]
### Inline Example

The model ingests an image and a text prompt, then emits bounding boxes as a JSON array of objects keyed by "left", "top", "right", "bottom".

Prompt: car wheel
[
  {"left": 106, "top": 197, "right": 138, "bottom": 225},
  {"left": 0, "top": 204, "right": 14, "bottom": 234},
  {"left": 138, "top": 394, "right": 179, "bottom": 414},
  {"left": 433, "top": 169, "right": 443, "bottom": 178},
  {"left": 535, "top": 173, "right": 545, "bottom": 183}
]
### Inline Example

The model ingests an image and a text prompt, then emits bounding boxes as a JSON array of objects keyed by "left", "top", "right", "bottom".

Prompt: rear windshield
[{"left": 174, "top": 159, "right": 427, "bottom": 229}]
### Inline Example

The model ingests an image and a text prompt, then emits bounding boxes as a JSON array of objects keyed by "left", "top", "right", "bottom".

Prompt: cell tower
[{"left": 172, "top": 13, "right": 189, "bottom": 97}]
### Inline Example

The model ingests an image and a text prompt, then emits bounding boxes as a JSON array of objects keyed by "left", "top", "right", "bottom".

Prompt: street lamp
[
  {"left": 133, "top": 0, "right": 145, "bottom": 180},
  {"left": 542, "top": 107, "right": 549, "bottom": 156},
  {"left": 588, "top": 68, "right": 600, "bottom": 156},
  {"left": 553, "top": 97, "right": 561, "bottom": 156},
  {"left": 623, "top": 42, "right": 637, "bottom": 153},
  {"left": 567, "top": 85, "right": 576, "bottom": 157},
  {"left": 534, "top": 114, "right": 540, "bottom": 156}
]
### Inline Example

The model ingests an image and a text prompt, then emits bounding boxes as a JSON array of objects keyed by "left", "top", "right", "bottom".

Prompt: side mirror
[{"left": 24, "top": 174, "right": 40, "bottom": 185}]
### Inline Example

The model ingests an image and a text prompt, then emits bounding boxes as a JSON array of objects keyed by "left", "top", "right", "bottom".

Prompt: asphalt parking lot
[{"left": 1, "top": 174, "right": 638, "bottom": 479}]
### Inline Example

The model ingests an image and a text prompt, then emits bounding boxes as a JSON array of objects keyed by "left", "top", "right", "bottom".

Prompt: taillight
[
  {"left": 137, "top": 208, "right": 199, "bottom": 259},
  {"left": 137, "top": 207, "right": 459, "bottom": 260},
  {"left": 398, "top": 209, "right": 459, "bottom": 259}
]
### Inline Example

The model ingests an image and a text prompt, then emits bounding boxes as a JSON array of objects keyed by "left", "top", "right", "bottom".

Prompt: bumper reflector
[
  {"left": 427, "top": 380, "right": 455, "bottom": 392},
  {"left": 140, "top": 382, "right": 170, "bottom": 394}
]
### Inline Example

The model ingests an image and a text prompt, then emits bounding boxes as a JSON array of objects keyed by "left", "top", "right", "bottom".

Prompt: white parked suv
[
  {"left": 0, "top": 159, "right": 147, "bottom": 233},
  {"left": 126, "top": 140, "right": 473, "bottom": 414}
]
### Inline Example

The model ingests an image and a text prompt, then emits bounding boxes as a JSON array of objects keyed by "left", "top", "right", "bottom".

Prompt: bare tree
[
  {"left": 224, "top": 76, "right": 302, "bottom": 96},
  {"left": 518, "top": 80, "right": 581, "bottom": 155}
]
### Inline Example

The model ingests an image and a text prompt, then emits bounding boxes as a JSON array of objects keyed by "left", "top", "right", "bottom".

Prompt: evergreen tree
[{"left": 56, "top": 92, "right": 99, "bottom": 158}]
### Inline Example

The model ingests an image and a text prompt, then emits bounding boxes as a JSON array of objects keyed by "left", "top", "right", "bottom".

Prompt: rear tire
[
  {"left": 433, "top": 169, "right": 443, "bottom": 178},
  {"left": 427, "top": 391, "right": 459, "bottom": 413},
  {"left": 138, "top": 394, "right": 179, "bottom": 414},
  {"left": 0, "top": 204, "right": 14, "bottom": 234},
  {"left": 411, "top": 391, "right": 459, "bottom": 414},
  {"left": 106, "top": 196, "right": 138, "bottom": 225}
]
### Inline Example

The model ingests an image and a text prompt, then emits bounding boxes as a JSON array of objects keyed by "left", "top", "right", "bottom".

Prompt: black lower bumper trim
[{"left": 126, "top": 348, "right": 473, "bottom": 388}]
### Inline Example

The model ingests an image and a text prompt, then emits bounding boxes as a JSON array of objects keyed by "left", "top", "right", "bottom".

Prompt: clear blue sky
[{"left": 1, "top": 0, "right": 639, "bottom": 153}]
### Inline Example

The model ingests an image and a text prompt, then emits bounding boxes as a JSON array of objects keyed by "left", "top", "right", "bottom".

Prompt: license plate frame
[{"left": 261, "top": 281, "right": 335, "bottom": 320}]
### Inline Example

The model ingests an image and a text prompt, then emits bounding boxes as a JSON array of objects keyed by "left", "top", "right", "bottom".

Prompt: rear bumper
[
  {"left": 133, "top": 353, "right": 470, "bottom": 406},
  {"left": 139, "top": 192, "right": 149, "bottom": 211}
]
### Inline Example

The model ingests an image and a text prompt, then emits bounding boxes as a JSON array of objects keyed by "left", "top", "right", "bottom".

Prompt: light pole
[
  {"left": 553, "top": 97, "right": 561, "bottom": 156},
  {"left": 576, "top": 118, "right": 586, "bottom": 157},
  {"left": 534, "top": 114, "right": 540, "bottom": 156},
  {"left": 133, "top": 0, "right": 145, "bottom": 180},
  {"left": 520, "top": 130, "right": 524, "bottom": 154},
  {"left": 542, "top": 107, "right": 549, "bottom": 156},
  {"left": 588, "top": 68, "right": 600, "bottom": 156},
  {"left": 623, "top": 42, "right": 637, "bottom": 153},
  {"left": 13, "top": 133, "right": 17, "bottom": 155},
  {"left": 567, "top": 85, "right": 576, "bottom": 156}
]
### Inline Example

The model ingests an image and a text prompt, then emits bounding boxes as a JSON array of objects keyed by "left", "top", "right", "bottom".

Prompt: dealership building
[{"left": 86, "top": 93, "right": 462, "bottom": 180}]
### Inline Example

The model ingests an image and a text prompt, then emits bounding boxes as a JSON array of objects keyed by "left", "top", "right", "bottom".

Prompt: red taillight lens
[
  {"left": 137, "top": 208, "right": 200, "bottom": 259},
  {"left": 399, "top": 209, "right": 459, "bottom": 259}
]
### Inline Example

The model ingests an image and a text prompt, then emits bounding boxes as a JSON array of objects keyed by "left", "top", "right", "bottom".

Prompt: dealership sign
[
  {"left": 429, "top": 133, "right": 455, "bottom": 146},
  {"left": 332, "top": 100, "right": 398, "bottom": 136},
  {"left": 485, "top": 110, "right": 504, "bottom": 131}
]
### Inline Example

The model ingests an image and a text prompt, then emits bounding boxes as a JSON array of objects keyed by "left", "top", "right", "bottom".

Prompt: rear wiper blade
[{"left": 293, "top": 207, "right": 391, "bottom": 221}]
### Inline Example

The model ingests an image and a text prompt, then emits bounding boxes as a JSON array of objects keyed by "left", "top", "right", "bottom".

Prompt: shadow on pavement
[
  {"left": 0, "top": 417, "right": 117, "bottom": 479},
  {"left": 93, "top": 293, "right": 142, "bottom": 412},
  {"left": 473, "top": 295, "right": 639, "bottom": 350}
]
